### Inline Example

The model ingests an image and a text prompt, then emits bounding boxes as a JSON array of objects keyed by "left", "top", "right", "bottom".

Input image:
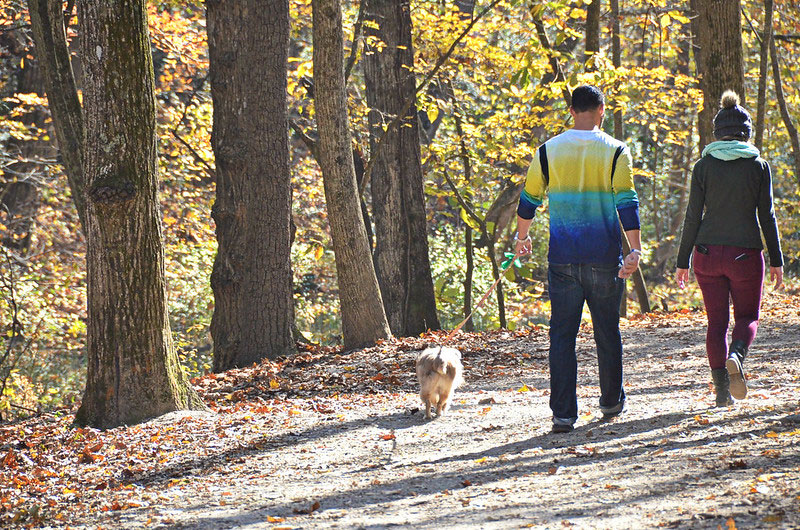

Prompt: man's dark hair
[{"left": 571, "top": 85, "right": 604, "bottom": 113}]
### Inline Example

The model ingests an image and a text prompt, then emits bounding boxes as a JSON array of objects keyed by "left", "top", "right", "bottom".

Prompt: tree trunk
[
  {"left": 611, "top": 0, "right": 623, "bottom": 140},
  {"left": 206, "top": 0, "right": 296, "bottom": 371},
  {"left": 770, "top": 37, "right": 800, "bottom": 185},
  {"left": 754, "top": 0, "right": 773, "bottom": 151},
  {"left": 26, "top": 0, "right": 86, "bottom": 231},
  {"left": 312, "top": 0, "right": 391, "bottom": 349},
  {"left": 610, "top": 0, "right": 649, "bottom": 314},
  {"left": 611, "top": 0, "right": 628, "bottom": 318},
  {"left": 454, "top": 0, "right": 476, "bottom": 16},
  {"left": 612, "top": 0, "right": 625, "bottom": 317},
  {"left": 75, "top": 0, "right": 204, "bottom": 428},
  {"left": 585, "top": 0, "right": 601, "bottom": 68},
  {"left": 688, "top": 0, "right": 706, "bottom": 153},
  {"left": 694, "top": 0, "right": 745, "bottom": 150},
  {"left": 363, "top": 0, "right": 440, "bottom": 336},
  {"left": 650, "top": 26, "right": 693, "bottom": 278},
  {"left": 463, "top": 226, "right": 474, "bottom": 332}
]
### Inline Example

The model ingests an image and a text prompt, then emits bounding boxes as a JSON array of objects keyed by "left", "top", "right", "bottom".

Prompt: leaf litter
[{"left": 0, "top": 292, "right": 798, "bottom": 528}]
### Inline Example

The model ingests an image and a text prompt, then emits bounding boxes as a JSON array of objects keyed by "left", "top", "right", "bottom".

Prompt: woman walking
[{"left": 676, "top": 90, "right": 783, "bottom": 407}]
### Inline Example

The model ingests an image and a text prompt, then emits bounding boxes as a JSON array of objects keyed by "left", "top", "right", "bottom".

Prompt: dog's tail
[
  {"left": 433, "top": 355, "right": 447, "bottom": 375},
  {"left": 433, "top": 349, "right": 457, "bottom": 377}
]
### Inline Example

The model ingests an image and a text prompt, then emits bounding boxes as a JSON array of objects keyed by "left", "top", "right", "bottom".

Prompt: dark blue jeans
[{"left": 548, "top": 262, "right": 626, "bottom": 422}]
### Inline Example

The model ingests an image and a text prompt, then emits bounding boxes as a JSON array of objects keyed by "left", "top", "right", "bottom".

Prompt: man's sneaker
[
  {"left": 726, "top": 353, "right": 747, "bottom": 400},
  {"left": 551, "top": 423, "right": 574, "bottom": 434},
  {"left": 600, "top": 401, "right": 625, "bottom": 419}
]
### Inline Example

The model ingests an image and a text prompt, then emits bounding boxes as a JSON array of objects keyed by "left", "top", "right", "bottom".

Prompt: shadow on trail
[
  {"left": 125, "top": 408, "right": 424, "bottom": 488},
  {"left": 624, "top": 382, "right": 697, "bottom": 396},
  {"left": 163, "top": 405, "right": 794, "bottom": 529}
]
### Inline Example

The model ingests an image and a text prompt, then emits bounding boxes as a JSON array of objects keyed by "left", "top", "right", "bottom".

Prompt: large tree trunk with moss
[
  {"left": 26, "top": 0, "right": 86, "bottom": 231},
  {"left": 693, "top": 0, "right": 745, "bottom": 149},
  {"left": 312, "top": 0, "right": 392, "bottom": 349},
  {"left": 206, "top": 0, "right": 296, "bottom": 371},
  {"left": 363, "top": 0, "right": 440, "bottom": 336},
  {"left": 75, "top": 0, "right": 204, "bottom": 428}
]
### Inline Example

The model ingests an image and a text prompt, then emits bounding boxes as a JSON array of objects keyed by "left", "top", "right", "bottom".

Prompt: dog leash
[{"left": 444, "top": 246, "right": 524, "bottom": 343}]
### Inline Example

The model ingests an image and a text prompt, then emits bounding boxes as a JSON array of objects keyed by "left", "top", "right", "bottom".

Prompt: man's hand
[
  {"left": 676, "top": 268, "right": 689, "bottom": 289},
  {"left": 514, "top": 233, "right": 532, "bottom": 256},
  {"left": 618, "top": 251, "right": 640, "bottom": 279},
  {"left": 771, "top": 266, "right": 784, "bottom": 290}
]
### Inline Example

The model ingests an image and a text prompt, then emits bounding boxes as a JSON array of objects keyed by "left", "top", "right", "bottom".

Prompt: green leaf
[{"left": 460, "top": 207, "right": 481, "bottom": 231}]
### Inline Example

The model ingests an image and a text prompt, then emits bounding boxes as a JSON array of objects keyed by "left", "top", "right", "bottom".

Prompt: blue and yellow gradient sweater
[{"left": 517, "top": 128, "right": 640, "bottom": 265}]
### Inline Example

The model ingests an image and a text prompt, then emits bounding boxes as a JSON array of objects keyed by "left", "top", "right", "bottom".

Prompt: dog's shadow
[
  {"left": 361, "top": 407, "right": 427, "bottom": 431},
  {"left": 366, "top": 404, "right": 466, "bottom": 430}
]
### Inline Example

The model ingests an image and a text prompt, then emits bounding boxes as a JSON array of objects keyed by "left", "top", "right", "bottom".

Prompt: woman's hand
[
  {"left": 771, "top": 266, "right": 784, "bottom": 290},
  {"left": 676, "top": 268, "right": 690, "bottom": 289}
]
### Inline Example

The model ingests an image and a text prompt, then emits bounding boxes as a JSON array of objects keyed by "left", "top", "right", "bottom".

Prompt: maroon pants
[{"left": 693, "top": 245, "right": 764, "bottom": 369}]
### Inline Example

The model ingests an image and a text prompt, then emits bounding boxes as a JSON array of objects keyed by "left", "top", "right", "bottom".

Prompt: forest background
[{"left": 0, "top": 0, "right": 798, "bottom": 422}]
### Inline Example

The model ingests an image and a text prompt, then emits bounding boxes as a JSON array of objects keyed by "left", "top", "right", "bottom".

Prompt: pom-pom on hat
[{"left": 713, "top": 90, "right": 752, "bottom": 140}]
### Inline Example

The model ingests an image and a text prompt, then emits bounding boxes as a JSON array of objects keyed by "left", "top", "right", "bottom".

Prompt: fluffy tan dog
[{"left": 416, "top": 346, "right": 464, "bottom": 419}]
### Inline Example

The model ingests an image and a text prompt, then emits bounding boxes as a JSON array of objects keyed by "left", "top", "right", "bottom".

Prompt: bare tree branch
[
  {"left": 344, "top": 0, "right": 366, "bottom": 84},
  {"left": 531, "top": 12, "right": 572, "bottom": 107},
  {"left": 0, "top": 23, "right": 31, "bottom": 33},
  {"left": 289, "top": 119, "right": 318, "bottom": 158},
  {"left": 170, "top": 130, "right": 215, "bottom": 182},
  {"left": 169, "top": 75, "right": 216, "bottom": 182}
]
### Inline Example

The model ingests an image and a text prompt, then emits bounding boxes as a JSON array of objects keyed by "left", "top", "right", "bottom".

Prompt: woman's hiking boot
[
  {"left": 711, "top": 368, "right": 733, "bottom": 407},
  {"left": 726, "top": 340, "right": 748, "bottom": 400}
]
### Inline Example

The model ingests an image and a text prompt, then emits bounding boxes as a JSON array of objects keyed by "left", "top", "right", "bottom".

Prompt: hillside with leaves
[
  {"left": 1, "top": 292, "right": 799, "bottom": 527},
  {"left": 0, "top": 0, "right": 798, "bottom": 525}
]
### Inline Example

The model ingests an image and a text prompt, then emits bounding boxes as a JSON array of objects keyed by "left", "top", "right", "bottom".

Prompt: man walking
[{"left": 514, "top": 85, "right": 642, "bottom": 433}]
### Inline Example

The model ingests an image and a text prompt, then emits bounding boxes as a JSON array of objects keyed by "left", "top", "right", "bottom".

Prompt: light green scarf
[{"left": 702, "top": 140, "right": 760, "bottom": 161}]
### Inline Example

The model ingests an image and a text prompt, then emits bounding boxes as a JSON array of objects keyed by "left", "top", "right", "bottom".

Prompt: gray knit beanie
[{"left": 713, "top": 90, "right": 752, "bottom": 140}]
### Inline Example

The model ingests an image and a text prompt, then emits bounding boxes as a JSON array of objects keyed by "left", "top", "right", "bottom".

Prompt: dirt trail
[{"left": 64, "top": 292, "right": 800, "bottom": 529}]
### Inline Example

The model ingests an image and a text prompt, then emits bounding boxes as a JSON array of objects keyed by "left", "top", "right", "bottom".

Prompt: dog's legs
[
  {"left": 421, "top": 391, "right": 432, "bottom": 419},
  {"left": 435, "top": 392, "right": 446, "bottom": 416},
  {"left": 429, "top": 394, "right": 441, "bottom": 419},
  {"left": 437, "top": 389, "right": 454, "bottom": 416}
]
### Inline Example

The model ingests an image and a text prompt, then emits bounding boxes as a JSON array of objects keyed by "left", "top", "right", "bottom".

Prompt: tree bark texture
[
  {"left": 363, "top": 0, "right": 440, "bottom": 336},
  {"left": 75, "top": 0, "right": 204, "bottom": 428},
  {"left": 206, "top": 0, "right": 296, "bottom": 371},
  {"left": 312, "top": 0, "right": 391, "bottom": 348},
  {"left": 754, "top": 0, "right": 773, "bottom": 151},
  {"left": 26, "top": 0, "right": 86, "bottom": 231},
  {"left": 694, "top": 0, "right": 745, "bottom": 149},
  {"left": 585, "top": 0, "right": 601, "bottom": 68}
]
